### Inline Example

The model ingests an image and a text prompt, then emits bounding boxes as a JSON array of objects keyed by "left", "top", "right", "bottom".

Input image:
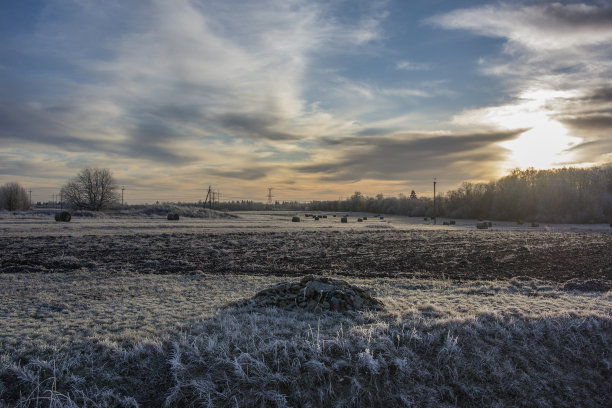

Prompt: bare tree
[
  {"left": 61, "top": 168, "right": 119, "bottom": 211},
  {"left": 0, "top": 182, "right": 31, "bottom": 210}
]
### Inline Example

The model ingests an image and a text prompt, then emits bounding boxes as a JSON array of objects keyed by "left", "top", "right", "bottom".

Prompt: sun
[{"left": 500, "top": 118, "right": 580, "bottom": 169}]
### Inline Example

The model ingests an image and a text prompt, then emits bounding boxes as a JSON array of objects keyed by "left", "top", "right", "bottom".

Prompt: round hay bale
[
  {"left": 167, "top": 213, "right": 179, "bottom": 221},
  {"left": 341, "top": 217, "right": 348, "bottom": 223},
  {"left": 314, "top": 216, "right": 319, "bottom": 221},
  {"left": 357, "top": 218, "right": 363, "bottom": 222},
  {"left": 449, "top": 220, "right": 456, "bottom": 225},
  {"left": 476, "top": 222, "right": 488, "bottom": 229},
  {"left": 363, "top": 216, "right": 367, "bottom": 220},
  {"left": 443, "top": 221, "right": 449, "bottom": 226},
  {"left": 54, "top": 211, "right": 71, "bottom": 222},
  {"left": 322, "top": 215, "right": 328, "bottom": 218},
  {"left": 292, "top": 216, "right": 300, "bottom": 222},
  {"left": 379, "top": 216, "right": 384, "bottom": 220}
]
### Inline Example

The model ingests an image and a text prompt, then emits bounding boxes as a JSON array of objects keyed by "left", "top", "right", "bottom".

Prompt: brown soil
[{"left": 1, "top": 230, "right": 610, "bottom": 283}]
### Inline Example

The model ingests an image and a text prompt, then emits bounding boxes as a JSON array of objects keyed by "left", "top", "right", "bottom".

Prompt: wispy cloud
[
  {"left": 431, "top": 1, "right": 612, "bottom": 167},
  {"left": 395, "top": 60, "right": 431, "bottom": 71},
  {"left": 297, "top": 130, "right": 521, "bottom": 183},
  {"left": 1, "top": 1, "right": 610, "bottom": 202},
  {"left": 429, "top": 3, "right": 612, "bottom": 51},
  {"left": 0, "top": 0, "right": 389, "bottom": 196}
]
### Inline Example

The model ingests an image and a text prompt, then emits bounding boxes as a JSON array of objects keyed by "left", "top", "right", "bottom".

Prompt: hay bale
[
  {"left": 167, "top": 213, "right": 179, "bottom": 221},
  {"left": 341, "top": 217, "right": 348, "bottom": 223},
  {"left": 54, "top": 211, "right": 71, "bottom": 222},
  {"left": 314, "top": 216, "right": 319, "bottom": 221},
  {"left": 292, "top": 216, "right": 300, "bottom": 222},
  {"left": 424, "top": 217, "right": 428, "bottom": 221},
  {"left": 443, "top": 221, "right": 449, "bottom": 226},
  {"left": 322, "top": 215, "right": 328, "bottom": 218},
  {"left": 476, "top": 222, "right": 488, "bottom": 229},
  {"left": 357, "top": 218, "right": 363, "bottom": 222},
  {"left": 363, "top": 216, "right": 367, "bottom": 220},
  {"left": 487, "top": 221, "right": 493, "bottom": 227},
  {"left": 450, "top": 220, "right": 456, "bottom": 225},
  {"left": 379, "top": 216, "right": 384, "bottom": 220}
]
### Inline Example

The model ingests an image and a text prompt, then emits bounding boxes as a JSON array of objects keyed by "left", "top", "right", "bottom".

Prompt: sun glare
[
  {"left": 500, "top": 119, "right": 580, "bottom": 169},
  {"left": 472, "top": 88, "right": 584, "bottom": 170}
]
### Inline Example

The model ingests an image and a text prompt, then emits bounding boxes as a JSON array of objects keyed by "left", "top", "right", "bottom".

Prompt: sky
[{"left": 1, "top": 0, "right": 611, "bottom": 204}]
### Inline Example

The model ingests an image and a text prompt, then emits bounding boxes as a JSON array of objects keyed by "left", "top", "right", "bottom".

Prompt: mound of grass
[{"left": 238, "top": 275, "right": 384, "bottom": 313}]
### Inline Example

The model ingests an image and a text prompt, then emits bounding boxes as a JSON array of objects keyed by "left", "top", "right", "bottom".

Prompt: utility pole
[
  {"left": 433, "top": 177, "right": 437, "bottom": 225},
  {"left": 204, "top": 185, "right": 213, "bottom": 209},
  {"left": 121, "top": 186, "right": 125, "bottom": 208},
  {"left": 28, "top": 189, "right": 32, "bottom": 207}
]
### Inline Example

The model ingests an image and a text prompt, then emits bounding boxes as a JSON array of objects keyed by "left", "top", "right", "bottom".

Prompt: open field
[{"left": 0, "top": 211, "right": 611, "bottom": 407}]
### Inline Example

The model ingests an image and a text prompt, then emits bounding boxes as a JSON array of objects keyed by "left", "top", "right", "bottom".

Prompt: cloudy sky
[{"left": 1, "top": 0, "right": 611, "bottom": 203}]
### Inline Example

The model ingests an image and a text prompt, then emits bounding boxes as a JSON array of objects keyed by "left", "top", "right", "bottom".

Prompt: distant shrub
[{"left": 0, "top": 182, "right": 30, "bottom": 211}]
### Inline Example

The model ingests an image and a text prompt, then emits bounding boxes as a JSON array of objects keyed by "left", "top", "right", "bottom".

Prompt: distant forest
[{"left": 215, "top": 165, "right": 612, "bottom": 223}]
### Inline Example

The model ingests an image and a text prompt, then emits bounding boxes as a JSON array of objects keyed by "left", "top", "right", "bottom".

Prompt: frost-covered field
[{"left": 0, "top": 211, "right": 610, "bottom": 407}]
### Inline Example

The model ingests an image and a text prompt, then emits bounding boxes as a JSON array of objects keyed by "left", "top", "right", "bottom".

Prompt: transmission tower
[{"left": 267, "top": 188, "right": 274, "bottom": 207}]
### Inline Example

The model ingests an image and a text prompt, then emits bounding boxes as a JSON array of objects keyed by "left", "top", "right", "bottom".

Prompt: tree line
[
  {"left": 2, "top": 165, "right": 611, "bottom": 223},
  {"left": 443, "top": 166, "right": 612, "bottom": 223},
  {"left": 300, "top": 166, "right": 612, "bottom": 223}
]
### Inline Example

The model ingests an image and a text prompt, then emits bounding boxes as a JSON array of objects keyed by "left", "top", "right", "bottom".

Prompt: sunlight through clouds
[
  {"left": 452, "top": 88, "right": 584, "bottom": 169},
  {"left": 500, "top": 119, "right": 580, "bottom": 169},
  {"left": 0, "top": 1, "right": 610, "bottom": 202}
]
